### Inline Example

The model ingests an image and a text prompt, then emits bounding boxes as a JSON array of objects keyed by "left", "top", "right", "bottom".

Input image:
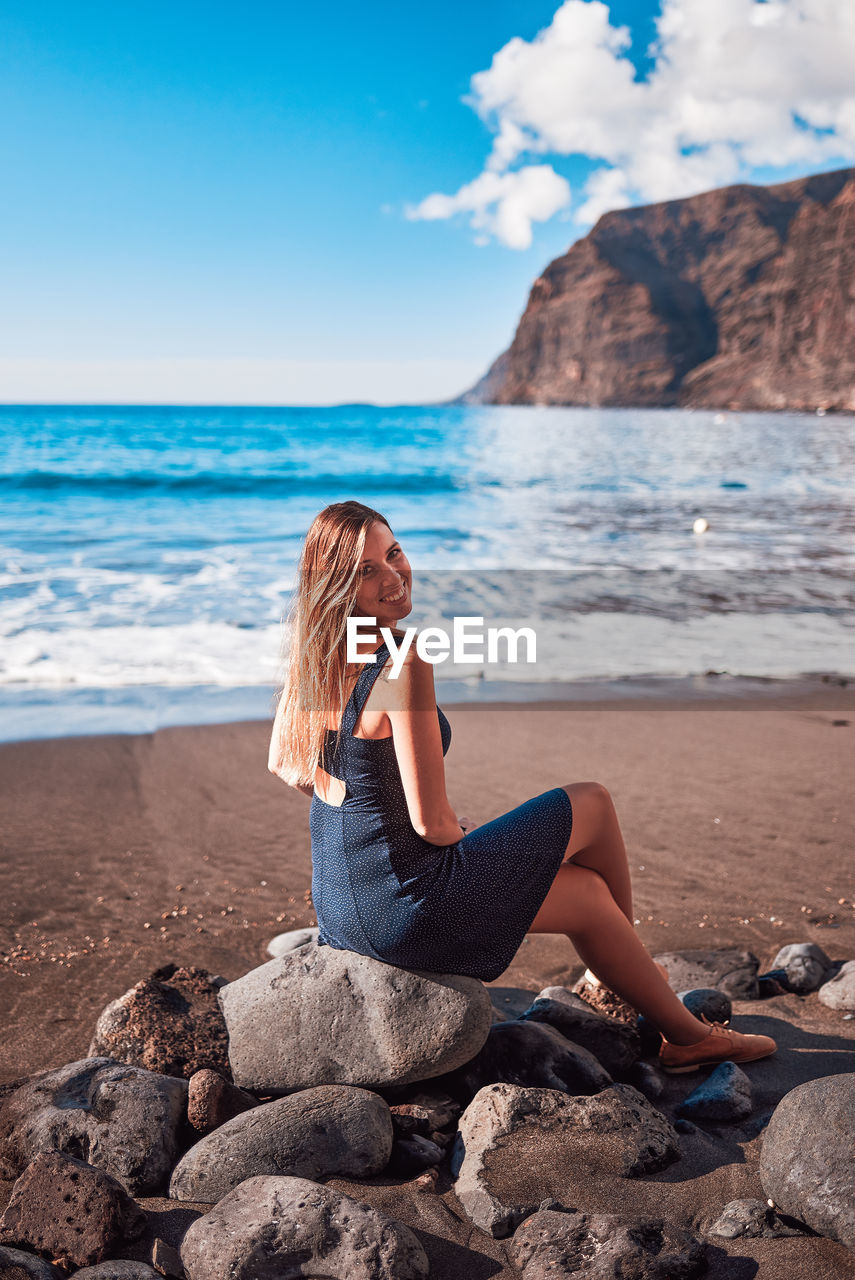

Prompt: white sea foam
[{"left": 0, "top": 611, "right": 851, "bottom": 693}]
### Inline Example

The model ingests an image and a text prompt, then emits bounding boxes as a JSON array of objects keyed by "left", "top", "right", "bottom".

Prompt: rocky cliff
[{"left": 463, "top": 166, "right": 855, "bottom": 412}]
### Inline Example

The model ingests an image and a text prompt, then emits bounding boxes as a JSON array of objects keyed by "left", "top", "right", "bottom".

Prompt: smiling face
[{"left": 354, "top": 520, "right": 412, "bottom": 631}]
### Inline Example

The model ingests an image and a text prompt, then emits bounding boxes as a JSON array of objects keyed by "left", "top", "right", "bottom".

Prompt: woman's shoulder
[{"left": 378, "top": 637, "right": 436, "bottom": 708}]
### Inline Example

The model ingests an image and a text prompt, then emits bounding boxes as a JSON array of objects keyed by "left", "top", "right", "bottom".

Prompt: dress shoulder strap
[{"left": 340, "top": 640, "right": 391, "bottom": 737}]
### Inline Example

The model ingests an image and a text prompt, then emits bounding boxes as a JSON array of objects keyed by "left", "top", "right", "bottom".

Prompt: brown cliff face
[{"left": 464, "top": 167, "right": 855, "bottom": 411}]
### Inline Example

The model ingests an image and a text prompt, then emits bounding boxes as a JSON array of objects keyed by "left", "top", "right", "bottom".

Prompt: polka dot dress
[{"left": 310, "top": 639, "right": 574, "bottom": 982}]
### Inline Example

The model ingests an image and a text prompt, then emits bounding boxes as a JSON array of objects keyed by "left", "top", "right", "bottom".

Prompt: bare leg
[
  {"left": 530, "top": 862, "right": 708, "bottom": 1043},
  {"left": 530, "top": 784, "right": 710, "bottom": 1045},
  {"left": 557, "top": 782, "right": 634, "bottom": 923}
]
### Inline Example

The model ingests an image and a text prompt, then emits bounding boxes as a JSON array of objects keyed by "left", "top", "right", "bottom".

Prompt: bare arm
[{"left": 386, "top": 651, "right": 464, "bottom": 846}]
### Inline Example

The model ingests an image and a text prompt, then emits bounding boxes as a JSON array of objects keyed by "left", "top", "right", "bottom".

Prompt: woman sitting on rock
[{"left": 268, "top": 500, "right": 776, "bottom": 1074}]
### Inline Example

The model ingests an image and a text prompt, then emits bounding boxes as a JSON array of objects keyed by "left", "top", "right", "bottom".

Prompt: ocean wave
[{"left": 0, "top": 469, "right": 462, "bottom": 497}]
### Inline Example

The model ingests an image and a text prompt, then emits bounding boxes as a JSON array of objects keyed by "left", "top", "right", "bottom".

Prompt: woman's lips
[{"left": 380, "top": 583, "right": 408, "bottom": 603}]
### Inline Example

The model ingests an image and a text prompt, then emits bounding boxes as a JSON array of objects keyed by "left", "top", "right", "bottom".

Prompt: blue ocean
[{"left": 1, "top": 403, "right": 853, "bottom": 741}]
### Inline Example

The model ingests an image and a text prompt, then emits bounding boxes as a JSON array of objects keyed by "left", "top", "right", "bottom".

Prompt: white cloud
[
  {"left": 406, "top": 165, "right": 571, "bottom": 250},
  {"left": 409, "top": 0, "right": 855, "bottom": 247}
]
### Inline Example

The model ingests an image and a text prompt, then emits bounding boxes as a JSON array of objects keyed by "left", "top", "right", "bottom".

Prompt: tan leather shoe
[{"left": 659, "top": 1014, "right": 777, "bottom": 1074}]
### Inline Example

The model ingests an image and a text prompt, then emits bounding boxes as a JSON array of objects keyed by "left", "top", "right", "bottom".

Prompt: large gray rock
[
  {"left": 520, "top": 987, "right": 641, "bottom": 1075},
  {"left": 653, "top": 948, "right": 760, "bottom": 999},
  {"left": 818, "top": 959, "right": 855, "bottom": 1011},
  {"left": 760, "top": 1072, "right": 855, "bottom": 1250},
  {"left": 170, "top": 1084, "right": 393, "bottom": 1202},
  {"left": 510, "top": 1205, "right": 706, "bottom": 1278},
  {"left": 180, "top": 1175, "right": 429, "bottom": 1280},
  {"left": 219, "top": 940, "right": 492, "bottom": 1093},
  {"left": 451, "top": 1082, "right": 681, "bottom": 1237},
  {"left": 771, "top": 942, "right": 835, "bottom": 994},
  {"left": 439, "top": 1019, "right": 612, "bottom": 1103},
  {"left": 0, "top": 1058, "right": 187, "bottom": 1196},
  {"left": 0, "top": 1246, "right": 66, "bottom": 1278}
]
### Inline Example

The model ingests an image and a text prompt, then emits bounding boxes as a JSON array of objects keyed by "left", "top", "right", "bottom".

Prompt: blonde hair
[{"left": 270, "top": 500, "right": 392, "bottom": 786}]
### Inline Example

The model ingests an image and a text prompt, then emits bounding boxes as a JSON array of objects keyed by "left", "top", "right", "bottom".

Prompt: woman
[{"left": 269, "top": 501, "right": 776, "bottom": 1074}]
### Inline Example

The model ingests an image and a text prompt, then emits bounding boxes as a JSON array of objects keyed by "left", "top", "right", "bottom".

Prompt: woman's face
[{"left": 355, "top": 520, "right": 412, "bottom": 630}]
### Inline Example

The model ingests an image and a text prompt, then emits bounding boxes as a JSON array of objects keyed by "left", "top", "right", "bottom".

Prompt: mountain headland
[{"left": 462, "top": 166, "right": 855, "bottom": 412}]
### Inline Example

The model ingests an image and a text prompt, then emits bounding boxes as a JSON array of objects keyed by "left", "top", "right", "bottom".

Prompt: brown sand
[{"left": 1, "top": 690, "right": 854, "bottom": 1277}]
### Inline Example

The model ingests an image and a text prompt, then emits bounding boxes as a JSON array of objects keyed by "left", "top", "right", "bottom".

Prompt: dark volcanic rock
[
  {"left": 387, "top": 1134, "right": 445, "bottom": 1175},
  {"left": 435, "top": 1018, "right": 612, "bottom": 1104},
  {"left": 463, "top": 166, "right": 855, "bottom": 412},
  {"left": 0, "top": 1058, "right": 187, "bottom": 1196},
  {"left": 676, "top": 1061, "right": 755, "bottom": 1123},
  {"left": 677, "top": 987, "right": 733, "bottom": 1024},
  {"left": 73, "top": 1264, "right": 164, "bottom": 1278},
  {"left": 0, "top": 1247, "right": 65, "bottom": 1278},
  {"left": 519, "top": 988, "right": 641, "bottom": 1076},
  {"left": 88, "top": 965, "right": 231, "bottom": 1080},
  {"left": 0, "top": 1151, "right": 145, "bottom": 1270}
]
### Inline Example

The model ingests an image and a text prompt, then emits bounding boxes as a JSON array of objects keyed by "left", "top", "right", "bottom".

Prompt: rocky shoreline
[{"left": 0, "top": 932, "right": 853, "bottom": 1279}]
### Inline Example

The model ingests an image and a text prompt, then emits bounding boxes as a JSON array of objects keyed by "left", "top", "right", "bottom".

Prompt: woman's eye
[
  {"left": 389, "top": 547, "right": 400, "bottom": 560},
  {"left": 361, "top": 564, "right": 373, "bottom": 577}
]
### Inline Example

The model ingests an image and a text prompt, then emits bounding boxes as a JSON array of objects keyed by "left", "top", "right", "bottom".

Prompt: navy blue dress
[{"left": 310, "top": 639, "right": 574, "bottom": 982}]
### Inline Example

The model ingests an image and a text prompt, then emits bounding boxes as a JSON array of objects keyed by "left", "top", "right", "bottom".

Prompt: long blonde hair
[{"left": 270, "top": 500, "right": 392, "bottom": 786}]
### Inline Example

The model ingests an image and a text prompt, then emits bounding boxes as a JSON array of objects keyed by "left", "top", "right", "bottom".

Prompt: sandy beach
[{"left": 2, "top": 688, "right": 854, "bottom": 1277}]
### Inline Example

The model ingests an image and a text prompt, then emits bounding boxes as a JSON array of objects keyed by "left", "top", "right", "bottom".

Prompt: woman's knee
[
  {"left": 561, "top": 780, "right": 612, "bottom": 807},
  {"left": 559, "top": 781, "right": 614, "bottom": 857}
]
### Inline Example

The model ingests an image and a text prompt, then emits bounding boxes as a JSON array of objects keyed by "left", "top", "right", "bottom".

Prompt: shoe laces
[{"left": 702, "top": 1017, "right": 736, "bottom": 1039}]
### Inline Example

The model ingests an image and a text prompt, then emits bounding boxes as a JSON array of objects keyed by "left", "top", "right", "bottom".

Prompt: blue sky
[{"left": 0, "top": 0, "right": 851, "bottom": 405}]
